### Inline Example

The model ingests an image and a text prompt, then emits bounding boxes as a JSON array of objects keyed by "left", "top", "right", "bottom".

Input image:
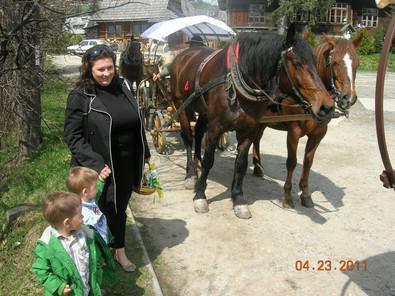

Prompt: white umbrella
[{"left": 141, "top": 15, "right": 236, "bottom": 42}]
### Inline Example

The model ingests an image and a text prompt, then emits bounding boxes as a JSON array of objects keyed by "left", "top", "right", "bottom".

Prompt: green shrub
[
  {"left": 354, "top": 28, "right": 376, "bottom": 55},
  {"left": 307, "top": 32, "right": 320, "bottom": 48}
]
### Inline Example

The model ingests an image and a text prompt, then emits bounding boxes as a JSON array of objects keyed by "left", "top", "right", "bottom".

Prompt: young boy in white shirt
[{"left": 32, "top": 191, "right": 102, "bottom": 295}]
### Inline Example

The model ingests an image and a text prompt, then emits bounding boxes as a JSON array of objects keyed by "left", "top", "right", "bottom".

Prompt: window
[
  {"left": 132, "top": 22, "right": 149, "bottom": 35},
  {"left": 108, "top": 24, "right": 115, "bottom": 36},
  {"left": 249, "top": 4, "right": 265, "bottom": 25},
  {"left": 328, "top": 2, "right": 349, "bottom": 24},
  {"left": 107, "top": 23, "right": 123, "bottom": 37},
  {"left": 362, "top": 8, "right": 378, "bottom": 27}
]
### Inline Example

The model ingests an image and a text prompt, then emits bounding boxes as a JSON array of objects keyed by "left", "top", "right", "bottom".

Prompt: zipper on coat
[{"left": 87, "top": 94, "right": 118, "bottom": 214}]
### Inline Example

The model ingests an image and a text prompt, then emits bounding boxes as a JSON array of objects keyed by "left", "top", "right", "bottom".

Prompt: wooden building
[
  {"left": 85, "top": 0, "right": 194, "bottom": 43},
  {"left": 217, "top": 0, "right": 389, "bottom": 34}
]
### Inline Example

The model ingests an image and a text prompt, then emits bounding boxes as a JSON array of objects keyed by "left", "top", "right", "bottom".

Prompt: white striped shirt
[{"left": 51, "top": 227, "right": 90, "bottom": 296}]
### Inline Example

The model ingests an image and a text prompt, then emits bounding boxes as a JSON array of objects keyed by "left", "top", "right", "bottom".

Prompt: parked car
[{"left": 66, "top": 39, "right": 117, "bottom": 55}]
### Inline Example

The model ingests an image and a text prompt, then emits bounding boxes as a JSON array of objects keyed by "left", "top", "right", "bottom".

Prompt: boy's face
[
  {"left": 82, "top": 182, "right": 97, "bottom": 201},
  {"left": 68, "top": 205, "right": 83, "bottom": 232}
]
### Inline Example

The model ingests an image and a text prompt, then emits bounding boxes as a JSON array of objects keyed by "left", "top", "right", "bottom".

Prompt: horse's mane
[{"left": 237, "top": 31, "right": 315, "bottom": 90}]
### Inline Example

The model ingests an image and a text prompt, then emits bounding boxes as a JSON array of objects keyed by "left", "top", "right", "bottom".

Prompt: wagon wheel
[
  {"left": 217, "top": 132, "right": 230, "bottom": 151},
  {"left": 137, "top": 80, "right": 152, "bottom": 130},
  {"left": 151, "top": 111, "right": 167, "bottom": 154},
  {"left": 375, "top": 14, "right": 395, "bottom": 189}
]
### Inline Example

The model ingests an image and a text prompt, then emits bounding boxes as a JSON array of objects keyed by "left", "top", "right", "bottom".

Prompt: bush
[
  {"left": 307, "top": 32, "right": 320, "bottom": 48},
  {"left": 353, "top": 28, "right": 376, "bottom": 55}
]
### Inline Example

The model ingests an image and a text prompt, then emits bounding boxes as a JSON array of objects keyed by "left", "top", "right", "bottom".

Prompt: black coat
[{"left": 64, "top": 78, "right": 150, "bottom": 204}]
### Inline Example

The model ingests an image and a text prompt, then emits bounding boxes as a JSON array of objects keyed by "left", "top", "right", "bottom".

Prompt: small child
[
  {"left": 66, "top": 166, "right": 111, "bottom": 243},
  {"left": 32, "top": 191, "right": 102, "bottom": 295},
  {"left": 66, "top": 166, "right": 117, "bottom": 284}
]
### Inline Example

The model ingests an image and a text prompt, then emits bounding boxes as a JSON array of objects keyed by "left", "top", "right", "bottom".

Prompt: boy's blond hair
[
  {"left": 66, "top": 166, "right": 98, "bottom": 194},
  {"left": 42, "top": 192, "right": 81, "bottom": 229}
]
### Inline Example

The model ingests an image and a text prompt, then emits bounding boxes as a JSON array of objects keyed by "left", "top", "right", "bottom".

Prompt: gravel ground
[{"left": 132, "top": 71, "right": 395, "bottom": 296}]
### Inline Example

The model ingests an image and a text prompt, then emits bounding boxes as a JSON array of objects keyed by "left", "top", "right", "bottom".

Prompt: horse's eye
[{"left": 291, "top": 59, "right": 303, "bottom": 68}]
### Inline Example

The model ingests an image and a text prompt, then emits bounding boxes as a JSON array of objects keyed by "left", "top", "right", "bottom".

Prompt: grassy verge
[
  {"left": 0, "top": 77, "right": 154, "bottom": 295},
  {"left": 358, "top": 53, "right": 395, "bottom": 72}
]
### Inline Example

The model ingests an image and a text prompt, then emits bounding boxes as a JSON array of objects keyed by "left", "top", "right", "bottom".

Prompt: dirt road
[{"left": 132, "top": 72, "right": 395, "bottom": 296}]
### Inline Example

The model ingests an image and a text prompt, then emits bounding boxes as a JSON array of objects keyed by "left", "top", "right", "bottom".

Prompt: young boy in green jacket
[
  {"left": 66, "top": 166, "right": 118, "bottom": 282},
  {"left": 32, "top": 192, "right": 102, "bottom": 296}
]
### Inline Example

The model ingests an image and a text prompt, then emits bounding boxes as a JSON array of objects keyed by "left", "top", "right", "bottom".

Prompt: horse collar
[{"left": 226, "top": 41, "right": 240, "bottom": 71}]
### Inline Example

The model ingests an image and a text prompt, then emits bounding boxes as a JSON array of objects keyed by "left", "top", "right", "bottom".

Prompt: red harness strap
[{"left": 226, "top": 41, "right": 240, "bottom": 71}]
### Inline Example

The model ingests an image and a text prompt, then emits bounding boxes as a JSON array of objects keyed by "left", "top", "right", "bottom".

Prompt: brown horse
[
  {"left": 170, "top": 23, "right": 335, "bottom": 219},
  {"left": 119, "top": 40, "right": 144, "bottom": 88},
  {"left": 251, "top": 33, "right": 362, "bottom": 208}
]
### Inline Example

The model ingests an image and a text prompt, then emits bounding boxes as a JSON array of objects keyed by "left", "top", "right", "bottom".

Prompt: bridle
[
  {"left": 325, "top": 47, "right": 357, "bottom": 116},
  {"left": 326, "top": 51, "right": 343, "bottom": 103},
  {"left": 229, "top": 41, "right": 313, "bottom": 113},
  {"left": 280, "top": 47, "right": 313, "bottom": 112}
]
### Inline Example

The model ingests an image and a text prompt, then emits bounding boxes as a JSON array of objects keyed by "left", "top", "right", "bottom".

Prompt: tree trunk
[{"left": 16, "top": 1, "right": 42, "bottom": 162}]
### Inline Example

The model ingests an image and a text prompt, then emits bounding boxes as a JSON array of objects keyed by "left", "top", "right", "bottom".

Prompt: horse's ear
[
  {"left": 285, "top": 22, "right": 297, "bottom": 48},
  {"left": 352, "top": 31, "right": 363, "bottom": 49},
  {"left": 323, "top": 34, "right": 336, "bottom": 49}
]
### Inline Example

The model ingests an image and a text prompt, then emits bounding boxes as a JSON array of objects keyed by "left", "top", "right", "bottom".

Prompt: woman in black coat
[{"left": 64, "top": 45, "right": 150, "bottom": 272}]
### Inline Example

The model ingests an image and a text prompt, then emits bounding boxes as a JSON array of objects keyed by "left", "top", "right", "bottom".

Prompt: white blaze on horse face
[{"left": 343, "top": 53, "right": 353, "bottom": 92}]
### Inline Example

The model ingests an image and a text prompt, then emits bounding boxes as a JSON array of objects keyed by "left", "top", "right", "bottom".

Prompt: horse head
[
  {"left": 279, "top": 23, "right": 335, "bottom": 121},
  {"left": 123, "top": 40, "right": 143, "bottom": 66},
  {"left": 316, "top": 33, "right": 362, "bottom": 114}
]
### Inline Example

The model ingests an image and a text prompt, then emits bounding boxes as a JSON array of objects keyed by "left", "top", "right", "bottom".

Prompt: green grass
[
  {"left": 0, "top": 78, "right": 154, "bottom": 295},
  {"left": 358, "top": 53, "right": 395, "bottom": 72}
]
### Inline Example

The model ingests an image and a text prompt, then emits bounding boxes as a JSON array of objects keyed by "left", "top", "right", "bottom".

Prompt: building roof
[{"left": 90, "top": 0, "right": 178, "bottom": 22}]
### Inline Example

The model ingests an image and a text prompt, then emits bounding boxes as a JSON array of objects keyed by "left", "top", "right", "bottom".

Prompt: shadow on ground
[
  {"left": 134, "top": 217, "right": 188, "bottom": 262},
  {"left": 341, "top": 251, "right": 395, "bottom": 295},
  {"left": 153, "top": 130, "right": 345, "bottom": 224}
]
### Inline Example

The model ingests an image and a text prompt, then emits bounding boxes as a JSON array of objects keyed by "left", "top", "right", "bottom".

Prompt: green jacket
[
  {"left": 32, "top": 225, "right": 102, "bottom": 296},
  {"left": 87, "top": 225, "right": 117, "bottom": 286}
]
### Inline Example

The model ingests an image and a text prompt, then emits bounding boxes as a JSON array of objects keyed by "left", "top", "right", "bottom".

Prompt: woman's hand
[{"left": 99, "top": 164, "right": 112, "bottom": 181}]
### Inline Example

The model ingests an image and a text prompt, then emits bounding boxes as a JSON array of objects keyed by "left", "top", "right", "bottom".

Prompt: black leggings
[{"left": 99, "top": 150, "right": 136, "bottom": 248}]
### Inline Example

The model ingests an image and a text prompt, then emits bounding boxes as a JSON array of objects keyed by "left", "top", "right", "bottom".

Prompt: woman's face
[{"left": 91, "top": 57, "right": 115, "bottom": 87}]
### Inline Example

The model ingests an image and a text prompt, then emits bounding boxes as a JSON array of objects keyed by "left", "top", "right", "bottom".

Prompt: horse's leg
[
  {"left": 283, "top": 126, "right": 302, "bottom": 208},
  {"left": 299, "top": 125, "right": 328, "bottom": 208},
  {"left": 193, "top": 127, "right": 220, "bottom": 213},
  {"left": 179, "top": 111, "right": 196, "bottom": 189},
  {"left": 231, "top": 131, "right": 254, "bottom": 219},
  {"left": 252, "top": 125, "right": 266, "bottom": 177},
  {"left": 194, "top": 115, "right": 207, "bottom": 178}
]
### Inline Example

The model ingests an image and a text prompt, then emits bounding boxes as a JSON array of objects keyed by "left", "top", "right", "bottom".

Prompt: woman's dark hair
[{"left": 76, "top": 44, "right": 118, "bottom": 92}]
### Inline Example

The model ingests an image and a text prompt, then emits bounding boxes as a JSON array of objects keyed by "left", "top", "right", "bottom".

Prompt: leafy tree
[
  {"left": 272, "top": 0, "right": 336, "bottom": 26},
  {"left": 0, "top": 1, "right": 96, "bottom": 163}
]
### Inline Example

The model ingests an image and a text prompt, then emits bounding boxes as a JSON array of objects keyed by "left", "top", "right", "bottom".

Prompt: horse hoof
[
  {"left": 234, "top": 205, "right": 252, "bottom": 219},
  {"left": 185, "top": 176, "right": 197, "bottom": 190},
  {"left": 253, "top": 166, "right": 264, "bottom": 177},
  {"left": 282, "top": 199, "right": 295, "bottom": 209},
  {"left": 194, "top": 199, "right": 209, "bottom": 213},
  {"left": 300, "top": 195, "right": 314, "bottom": 208}
]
